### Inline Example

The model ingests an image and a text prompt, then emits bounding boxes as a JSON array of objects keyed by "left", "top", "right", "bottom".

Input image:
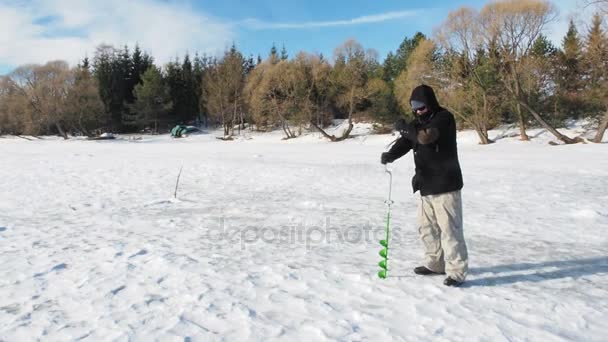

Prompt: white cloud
[
  {"left": 241, "top": 10, "right": 420, "bottom": 29},
  {"left": 0, "top": 0, "right": 234, "bottom": 69}
]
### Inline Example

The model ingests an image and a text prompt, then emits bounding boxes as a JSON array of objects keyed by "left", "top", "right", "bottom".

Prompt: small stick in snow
[{"left": 174, "top": 165, "right": 183, "bottom": 199}]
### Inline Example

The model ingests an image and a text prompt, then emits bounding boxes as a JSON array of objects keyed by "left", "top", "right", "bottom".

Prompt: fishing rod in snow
[{"left": 378, "top": 163, "right": 394, "bottom": 279}]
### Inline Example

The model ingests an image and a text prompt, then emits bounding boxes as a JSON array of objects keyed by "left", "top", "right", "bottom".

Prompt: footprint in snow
[
  {"left": 110, "top": 285, "right": 126, "bottom": 295},
  {"left": 129, "top": 249, "right": 148, "bottom": 259},
  {"left": 52, "top": 263, "right": 67, "bottom": 272}
]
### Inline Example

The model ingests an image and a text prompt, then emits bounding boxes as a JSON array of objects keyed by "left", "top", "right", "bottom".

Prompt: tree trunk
[
  {"left": 330, "top": 89, "right": 355, "bottom": 141},
  {"left": 444, "top": 105, "right": 492, "bottom": 144},
  {"left": 310, "top": 120, "right": 336, "bottom": 141},
  {"left": 479, "top": 94, "right": 493, "bottom": 145},
  {"left": 55, "top": 122, "right": 68, "bottom": 139},
  {"left": 239, "top": 111, "right": 244, "bottom": 135},
  {"left": 336, "top": 122, "right": 354, "bottom": 141},
  {"left": 270, "top": 97, "right": 294, "bottom": 139},
  {"left": 474, "top": 124, "right": 492, "bottom": 145},
  {"left": 515, "top": 102, "right": 529, "bottom": 141},
  {"left": 518, "top": 100, "right": 582, "bottom": 144},
  {"left": 232, "top": 98, "right": 238, "bottom": 136},
  {"left": 280, "top": 118, "right": 295, "bottom": 139},
  {"left": 593, "top": 109, "right": 608, "bottom": 143},
  {"left": 78, "top": 122, "right": 91, "bottom": 137},
  {"left": 511, "top": 65, "right": 529, "bottom": 141}
]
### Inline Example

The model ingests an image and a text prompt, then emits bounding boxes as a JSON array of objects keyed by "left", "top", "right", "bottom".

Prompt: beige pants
[{"left": 417, "top": 190, "right": 468, "bottom": 281}]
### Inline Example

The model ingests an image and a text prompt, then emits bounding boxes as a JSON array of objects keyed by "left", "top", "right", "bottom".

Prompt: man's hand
[
  {"left": 381, "top": 152, "right": 395, "bottom": 165},
  {"left": 395, "top": 118, "right": 417, "bottom": 143}
]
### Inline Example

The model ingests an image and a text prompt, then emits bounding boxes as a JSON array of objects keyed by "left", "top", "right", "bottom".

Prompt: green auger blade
[
  {"left": 379, "top": 239, "right": 388, "bottom": 247},
  {"left": 379, "top": 248, "right": 388, "bottom": 258},
  {"left": 379, "top": 260, "right": 387, "bottom": 269},
  {"left": 378, "top": 270, "right": 387, "bottom": 278}
]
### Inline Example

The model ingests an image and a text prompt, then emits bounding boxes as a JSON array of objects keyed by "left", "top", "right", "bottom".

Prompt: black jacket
[{"left": 387, "top": 86, "right": 463, "bottom": 196}]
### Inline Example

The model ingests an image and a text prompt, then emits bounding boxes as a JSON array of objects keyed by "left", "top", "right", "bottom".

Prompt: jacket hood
[{"left": 409, "top": 84, "right": 441, "bottom": 113}]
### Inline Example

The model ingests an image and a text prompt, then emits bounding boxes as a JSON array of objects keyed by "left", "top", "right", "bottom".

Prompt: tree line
[{"left": 0, "top": 0, "right": 606, "bottom": 143}]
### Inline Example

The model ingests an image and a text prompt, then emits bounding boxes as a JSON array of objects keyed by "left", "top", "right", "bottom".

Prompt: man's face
[{"left": 411, "top": 100, "right": 428, "bottom": 116}]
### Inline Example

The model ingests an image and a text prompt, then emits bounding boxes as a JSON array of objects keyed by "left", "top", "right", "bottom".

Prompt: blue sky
[{"left": 0, "top": 0, "right": 596, "bottom": 75}]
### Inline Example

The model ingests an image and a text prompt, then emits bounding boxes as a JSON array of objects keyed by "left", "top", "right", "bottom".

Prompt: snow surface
[{"left": 1, "top": 124, "right": 607, "bottom": 341}]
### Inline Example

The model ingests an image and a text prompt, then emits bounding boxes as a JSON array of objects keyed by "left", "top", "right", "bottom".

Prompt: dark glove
[
  {"left": 395, "top": 118, "right": 417, "bottom": 143},
  {"left": 381, "top": 152, "right": 395, "bottom": 165}
]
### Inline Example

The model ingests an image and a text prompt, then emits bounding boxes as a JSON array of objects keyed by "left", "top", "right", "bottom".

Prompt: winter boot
[
  {"left": 414, "top": 266, "right": 445, "bottom": 275},
  {"left": 443, "top": 277, "right": 463, "bottom": 287}
]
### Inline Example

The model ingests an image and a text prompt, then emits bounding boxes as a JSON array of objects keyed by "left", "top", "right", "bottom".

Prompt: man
[{"left": 381, "top": 84, "right": 468, "bottom": 287}]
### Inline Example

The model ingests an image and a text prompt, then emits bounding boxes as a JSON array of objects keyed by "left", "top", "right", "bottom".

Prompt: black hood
[{"left": 409, "top": 84, "right": 441, "bottom": 113}]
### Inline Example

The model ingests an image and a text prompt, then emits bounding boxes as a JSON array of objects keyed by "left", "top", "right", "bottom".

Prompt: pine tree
[
  {"left": 557, "top": 20, "right": 585, "bottom": 118},
  {"left": 280, "top": 44, "right": 288, "bottom": 60},
  {"left": 193, "top": 53, "right": 206, "bottom": 124},
  {"left": 585, "top": 13, "right": 608, "bottom": 94},
  {"left": 245, "top": 55, "right": 256, "bottom": 74},
  {"left": 164, "top": 59, "right": 183, "bottom": 125},
  {"left": 390, "top": 32, "right": 427, "bottom": 80},
  {"left": 128, "top": 45, "right": 152, "bottom": 102},
  {"left": 129, "top": 66, "right": 172, "bottom": 133},
  {"left": 531, "top": 34, "right": 557, "bottom": 57},
  {"left": 584, "top": 13, "right": 608, "bottom": 142},
  {"left": 111, "top": 45, "right": 132, "bottom": 131},
  {"left": 382, "top": 51, "right": 397, "bottom": 82},
  {"left": 82, "top": 57, "right": 90, "bottom": 70},
  {"left": 93, "top": 44, "right": 116, "bottom": 131},
  {"left": 181, "top": 53, "right": 198, "bottom": 124},
  {"left": 269, "top": 43, "right": 279, "bottom": 64}
]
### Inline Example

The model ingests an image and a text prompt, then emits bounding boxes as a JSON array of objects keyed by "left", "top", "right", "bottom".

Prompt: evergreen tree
[
  {"left": 584, "top": 13, "right": 608, "bottom": 99},
  {"left": 269, "top": 43, "right": 279, "bottom": 64},
  {"left": 382, "top": 51, "right": 397, "bottom": 82},
  {"left": 557, "top": 20, "right": 585, "bottom": 118},
  {"left": 193, "top": 53, "right": 206, "bottom": 124},
  {"left": 92, "top": 44, "right": 116, "bottom": 130},
  {"left": 384, "top": 32, "right": 427, "bottom": 82},
  {"left": 280, "top": 44, "right": 289, "bottom": 60},
  {"left": 111, "top": 45, "right": 132, "bottom": 131},
  {"left": 82, "top": 57, "right": 90, "bottom": 70},
  {"left": 180, "top": 53, "right": 198, "bottom": 124},
  {"left": 584, "top": 13, "right": 608, "bottom": 142},
  {"left": 529, "top": 34, "right": 558, "bottom": 121},
  {"left": 164, "top": 59, "right": 183, "bottom": 125},
  {"left": 127, "top": 45, "right": 151, "bottom": 102},
  {"left": 129, "top": 66, "right": 172, "bottom": 132},
  {"left": 245, "top": 55, "right": 256, "bottom": 74}
]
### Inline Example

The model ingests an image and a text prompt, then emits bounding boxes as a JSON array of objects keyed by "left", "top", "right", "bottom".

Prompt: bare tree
[
  {"left": 205, "top": 48, "right": 246, "bottom": 137},
  {"left": 394, "top": 39, "right": 440, "bottom": 108},
  {"left": 0, "top": 76, "right": 28, "bottom": 135},
  {"left": 584, "top": 0, "right": 608, "bottom": 14},
  {"left": 289, "top": 52, "right": 334, "bottom": 139},
  {"left": 479, "top": 0, "right": 582, "bottom": 144},
  {"left": 328, "top": 39, "right": 385, "bottom": 141},
  {"left": 436, "top": 7, "right": 501, "bottom": 144},
  {"left": 7, "top": 61, "right": 73, "bottom": 138},
  {"left": 64, "top": 65, "right": 105, "bottom": 136},
  {"left": 244, "top": 62, "right": 271, "bottom": 131},
  {"left": 246, "top": 60, "right": 300, "bottom": 139},
  {"left": 224, "top": 46, "right": 246, "bottom": 136}
]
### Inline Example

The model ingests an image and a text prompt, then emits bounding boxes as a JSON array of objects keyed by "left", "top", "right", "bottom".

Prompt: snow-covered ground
[{"left": 1, "top": 124, "right": 607, "bottom": 341}]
